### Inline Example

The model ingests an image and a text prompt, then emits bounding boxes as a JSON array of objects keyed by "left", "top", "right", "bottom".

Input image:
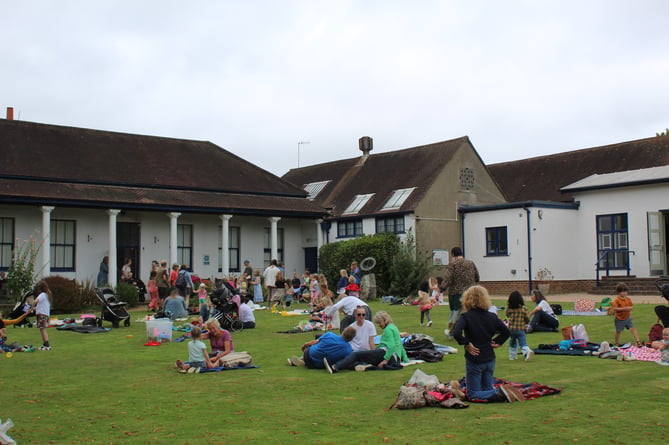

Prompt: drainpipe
[
  {"left": 460, "top": 209, "right": 466, "bottom": 257},
  {"left": 525, "top": 206, "right": 533, "bottom": 293}
]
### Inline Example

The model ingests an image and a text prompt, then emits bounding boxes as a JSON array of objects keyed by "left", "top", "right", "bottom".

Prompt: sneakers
[
  {"left": 288, "top": 356, "right": 304, "bottom": 367},
  {"left": 524, "top": 350, "right": 535, "bottom": 362},
  {"left": 500, "top": 384, "right": 525, "bottom": 403},
  {"left": 187, "top": 366, "right": 200, "bottom": 373},
  {"left": 426, "top": 320, "right": 433, "bottom": 327},
  {"left": 323, "top": 357, "right": 335, "bottom": 374},
  {"left": 444, "top": 329, "right": 454, "bottom": 340},
  {"left": 38, "top": 345, "right": 51, "bottom": 351},
  {"left": 355, "top": 364, "right": 372, "bottom": 372}
]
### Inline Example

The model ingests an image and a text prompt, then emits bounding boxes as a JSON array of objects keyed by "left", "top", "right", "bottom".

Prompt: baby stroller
[
  {"left": 94, "top": 288, "right": 131, "bottom": 328},
  {"left": 656, "top": 278, "right": 669, "bottom": 303},
  {"left": 210, "top": 287, "right": 243, "bottom": 332},
  {"left": 5, "top": 290, "right": 35, "bottom": 328}
]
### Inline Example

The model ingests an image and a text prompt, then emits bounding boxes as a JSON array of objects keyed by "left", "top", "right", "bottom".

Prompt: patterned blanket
[{"left": 460, "top": 377, "right": 562, "bottom": 401}]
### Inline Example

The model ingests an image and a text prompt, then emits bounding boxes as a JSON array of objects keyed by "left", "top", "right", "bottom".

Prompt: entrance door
[
  {"left": 304, "top": 247, "right": 318, "bottom": 274},
  {"left": 117, "top": 222, "right": 141, "bottom": 281},
  {"left": 647, "top": 212, "right": 666, "bottom": 276}
]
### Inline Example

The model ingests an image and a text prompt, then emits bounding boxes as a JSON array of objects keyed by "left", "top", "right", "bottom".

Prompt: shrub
[
  {"left": 387, "top": 230, "right": 433, "bottom": 299},
  {"left": 44, "top": 275, "right": 82, "bottom": 314},
  {"left": 116, "top": 282, "right": 138, "bottom": 306}
]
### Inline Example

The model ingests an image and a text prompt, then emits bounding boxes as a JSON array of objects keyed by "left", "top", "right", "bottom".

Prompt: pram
[
  {"left": 94, "top": 288, "right": 131, "bottom": 328},
  {"left": 5, "top": 290, "right": 35, "bottom": 328},
  {"left": 655, "top": 278, "right": 669, "bottom": 303},
  {"left": 209, "top": 287, "right": 243, "bottom": 332}
]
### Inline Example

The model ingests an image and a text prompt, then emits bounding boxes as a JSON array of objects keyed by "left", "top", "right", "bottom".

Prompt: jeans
[
  {"left": 465, "top": 358, "right": 504, "bottom": 402},
  {"left": 333, "top": 349, "right": 385, "bottom": 371},
  {"left": 448, "top": 294, "right": 462, "bottom": 324},
  {"left": 530, "top": 311, "right": 559, "bottom": 332},
  {"left": 200, "top": 303, "right": 209, "bottom": 322},
  {"left": 508, "top": 330, "right": 531, "bottom": 359}
]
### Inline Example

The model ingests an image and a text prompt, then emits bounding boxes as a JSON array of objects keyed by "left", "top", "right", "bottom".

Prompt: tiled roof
[
  {"left": 0, "top": 119, "right": 325, "bottom": 217},
  {"left": 282, "top": 137, "right": 471, "bottom": 218},
  {"left": 488, "top": 136, "right": 669, "bottom": 202}
]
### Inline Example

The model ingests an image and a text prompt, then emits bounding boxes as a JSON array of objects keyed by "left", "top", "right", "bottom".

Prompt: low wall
[{"left": 479, "top": 280, "right": 596, "bottom": 296}]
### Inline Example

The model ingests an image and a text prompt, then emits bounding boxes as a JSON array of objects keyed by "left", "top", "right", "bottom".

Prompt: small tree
[
  {"left": 387, "top": 230, "right": 433, "bottom": 299},
  {"left": 6, "top": 236, "right": 42, "bottom": 301}
]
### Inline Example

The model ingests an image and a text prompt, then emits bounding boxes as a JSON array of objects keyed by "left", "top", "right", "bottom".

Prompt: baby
[{"left": 651, "top": 327, "right": 669, "bottom": 366}]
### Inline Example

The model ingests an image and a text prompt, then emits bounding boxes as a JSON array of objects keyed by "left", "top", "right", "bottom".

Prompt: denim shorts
[{"left": 614, "top": 317, "right": 634, "bottom": 332}]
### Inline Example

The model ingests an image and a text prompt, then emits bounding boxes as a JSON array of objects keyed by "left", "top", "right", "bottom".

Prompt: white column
[
  {"left": 40, "top": 206, "right": 54, "bottom": 279},
  {"left": 107, "top": 209, "right": 121, "bottom": 288},
  {"left": 269, "top": 217, "right": 281, "bottom": 261},
  {"left": 316, "top": 219, "right": 323, "bottom": 249},
  {"left": 220, "top": 214, "right": 232, "bottom": 276},
  {"left": 168, "top": 212, "right": 181, "bottom": 267}
]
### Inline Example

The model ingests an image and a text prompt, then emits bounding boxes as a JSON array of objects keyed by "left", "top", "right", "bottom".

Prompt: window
[
  {"left": 0, "top": 218, "right": 14, "bottom": 270},
  {"left": 486, "top": 226, "right": 508, "bottom": 256},
  {"left": 304, "top": 180, "right": 331, "bottom": 200},
  {"left": 376, "top": 216, "right": 405, "bottom": 234},
  {"left": 263, "top": 227, "right": 284, "bottom": 268},
  {"left": 218, "top": 226, "right": 240, "bottom": 273},
  {"left": 177, "top": 224, "right": 193, "bottom": 268},
  {"left": 337, "top": 220, "right": 363, "bottom": 238},
  {"left": 381, "top": 188, "right": 415, "bottom": 210},
  {"left": 343, "top": 194, "right": 374, "bottom": 215},
  {"left": 50, "top": 220, "right": 75, "bottom": 271},
  {"left": 459, "top": 167, "right": 475, "bottom": 191},
  {"left": 597, "top": 213, "right": 629, "bottom": 270}
]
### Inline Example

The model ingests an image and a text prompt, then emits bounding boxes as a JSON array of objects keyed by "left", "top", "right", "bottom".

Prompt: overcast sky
[{"left": 2, "top": 1, "right": 668, "bottom": 177}]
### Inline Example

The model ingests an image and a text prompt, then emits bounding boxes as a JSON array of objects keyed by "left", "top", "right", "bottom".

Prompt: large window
[
  {"left": 376, "top": 216, "right": 405, "bottom": 234},
  {"left": 177, "top": 224, "right": 193, "bottom": 268},
  {"left": 218, "top": 226, "right": 240, "bottom": 273},
  {"left": 51, "top": 220, "right": 76, "bottom": 271},
  {"left": 486, "top": 226, "right": 508, "bottom": 256},
  {"left": 597, "top": 213, "right": 629, "bottom": 270},
  {"left": 343, "top": 194, "right": 374, "bottom": 215},
  {"left": 263, "top": 227, "right": 284, "bottom": 268},
  {"left": 0, "top": 218, "right": 14, "bottom": 270},
  {"left": 337, "top": 220, "right": 363, "bottom": 238}
]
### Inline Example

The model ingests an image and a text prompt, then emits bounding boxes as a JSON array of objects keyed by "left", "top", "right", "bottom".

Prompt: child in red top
[
  {"left": 611, "top": 282, "right": 642, "bottom": 347},
  {"left": 147, "top": 271, "right": 160, "bottom": 311}
]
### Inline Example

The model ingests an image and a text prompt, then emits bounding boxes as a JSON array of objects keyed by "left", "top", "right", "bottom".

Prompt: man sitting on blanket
[{"left": 287, "top": 326, "right": 356, "bottom": 368}]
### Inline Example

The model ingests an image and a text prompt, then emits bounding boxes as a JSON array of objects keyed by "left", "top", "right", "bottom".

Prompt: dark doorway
[
  {"left": 117, "top": 222, "right": 140, "bottom": 281},
  {"left": 304, "top": 247, "right": 318, "bottom": 274}
]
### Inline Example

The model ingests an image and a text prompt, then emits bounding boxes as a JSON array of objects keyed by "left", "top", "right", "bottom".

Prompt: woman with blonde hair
[
  {"left": 452, "top": 286, "right": 523, "bottom": 403},
  {"left": 202, "top": 318, "right": 234, "bottom": 363}
]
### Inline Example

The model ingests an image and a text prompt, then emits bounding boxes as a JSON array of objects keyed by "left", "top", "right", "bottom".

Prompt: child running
[
  {"left": 34, "top": 280, "right": 53, "bottom": 351},
  {"left": 611, "top": 282, "right": 642, "bottom": 347},
  {"left": 175, "top": 326, "right": 213, "bottom": 373},
  {"left": 505, "top": 290, "right": 534, "bottom": 361}
]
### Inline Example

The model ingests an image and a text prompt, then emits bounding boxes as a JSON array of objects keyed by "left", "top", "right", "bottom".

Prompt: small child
[
  {"left": 611, "top": 282, "right": 642, "bottom": 347},
  {"left": 345, "top": 276, "right": 360, "bottom": 297},
  {"left": 429, "top": 276, "right": 444, "bottom": 305},
  {"left": 337, "top": 269, "right": 349, "bottom": 295},
  {"left": 34, "top": 280, "right": 52, "bottom": 351},
  {"left": 147, "top": 271, "right": 160, "bottom": 312},
  {"left": 175, "top": 326, "right": 213, "bottom": 373},
  {"left": 417, "top": 281, "right": 434, "bottom": 327},
  {"left": 0, "top": 315, "right": 26, "bottom": 353},
  {"left": 505, "top": 291, "right": 533, "bottom": 361},
  {"left": 651, "top": 327, "right": 669, "bottom": 366},
  {"left": 284, "top": 280, "right": 294, "bottom": 308},
  {"left": 196, "top": 283, "right": 210, "bottom": 323}
]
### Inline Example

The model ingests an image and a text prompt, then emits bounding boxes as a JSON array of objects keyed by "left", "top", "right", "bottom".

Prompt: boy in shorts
[{"left": 611, "top": 282, "right": 642, "bottom": 347}]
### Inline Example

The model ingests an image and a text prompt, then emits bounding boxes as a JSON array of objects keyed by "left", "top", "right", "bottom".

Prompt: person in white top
[
  {"left": 325, "top": 295, "right": 371, "bottom": 333},
  {"left": 262, "top": 259, "right": 280, "bottom": 302},
  {"left": 239, "top": 298, "right": 256, "bottom": 329},
  {"left": 33, "top": 280, "right": 52, "bottom": 350},
  {"left": 349, "top": 307, "right": 377, "bottom": 351}
]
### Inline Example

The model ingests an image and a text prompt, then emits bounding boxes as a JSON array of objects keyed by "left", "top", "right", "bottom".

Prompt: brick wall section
[{"left": 480, "top": 280, "right": 597, "bottom": 296}]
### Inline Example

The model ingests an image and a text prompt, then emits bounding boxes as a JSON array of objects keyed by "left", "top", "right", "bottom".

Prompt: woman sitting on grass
[
  {"left": 202, "top": 318, "right": 234, "bottom": 363},
  {"left": 528, "top": 289, "right": 559, "bottom": 332}
]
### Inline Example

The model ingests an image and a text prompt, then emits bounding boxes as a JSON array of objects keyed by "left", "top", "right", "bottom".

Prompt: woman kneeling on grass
[{"left": 452, "top": 285, "right": 524, "bottom": 403}]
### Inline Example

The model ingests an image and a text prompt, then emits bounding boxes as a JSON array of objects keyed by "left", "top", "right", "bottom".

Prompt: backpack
[
  {"left": 217, "top": 351, "right": 253, "bottom": 368},
  {"left": 550, "top": 304, "right": 563, "bottom": 315},
  {"left": 175, "top": 272, "right": 186, "bottom": 287},
  {"left": 649, "top": 323, "right": 664, "bottom": 342},
  {"left": 414, "top": 349, "right": 444, "bottom": 362}
]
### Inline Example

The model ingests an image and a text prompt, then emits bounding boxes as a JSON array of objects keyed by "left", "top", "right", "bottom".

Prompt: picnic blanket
[
  {"left": 56, "top": 324, "right": 110, "bottom": 334},
  {"left": 621, "top": 346, "right": 661, "bottom": 362},
  {"left": 199, "top": 365, "right": 259, "bottom": 373},
  {"left": 561, "top": 310, "right": 607, "bottom": 316},
  {"left": 461, "top": 377, "right": 562, "bottom": 401}
]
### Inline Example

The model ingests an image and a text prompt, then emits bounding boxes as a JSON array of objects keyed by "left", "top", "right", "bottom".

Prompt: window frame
[
  {"left": 218, "top": 226, "right": 240, "bottom": 273},
  {"left": 596, "top": 213, "right": 629, "bottom": 270},
  {"left": 375, "top": 215, "right": 405, "bottom": 234},
  {"left": 337, "top": 220, "right": 363, "bottom": 238},
  {"left": 0, "top": 218, "right": 15, "bottom": 271},
  {"left": 50, "top": 219, "right": 76, "bottom": 272},
  {"left": 177, "top": 224, "right": 193, "bottom": 269},
  {"left": 263, "top": 227, "right": 284, "bottom": 268},
  {"left": 485, "top": 226, "right": 508, "bottom": 256}
]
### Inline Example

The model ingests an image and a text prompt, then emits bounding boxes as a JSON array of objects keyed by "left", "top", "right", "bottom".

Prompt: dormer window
[
  {"left": 343, "top": 193, "right": 374, "bottom": 214},
  {"left": 381, "top": 187, "right": 415, "bottom": 211},
  {"left": 303, "top": 180, "right": 330, "bottom": 200}
]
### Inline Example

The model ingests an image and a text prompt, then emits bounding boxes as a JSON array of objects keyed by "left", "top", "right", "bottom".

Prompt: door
[
  {"left": 304, "top": 247, "right": 318, "bottom": 274},
  {"left": 647, "top": 211, "right": 666, "bottom": 276},
  {"left": 117, "top": 222, "right": 141, "bottom": 281}
]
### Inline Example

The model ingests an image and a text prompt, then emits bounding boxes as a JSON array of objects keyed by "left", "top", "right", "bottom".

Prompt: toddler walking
[
  {"left": 611, "top": 282, "right": 642, "bottom": 347},
  {"left": 417, "top": 281, "right": 434, "bottom": 327},
  {"left": 505, "top": 291, "right": 534, "bottom": 361}
]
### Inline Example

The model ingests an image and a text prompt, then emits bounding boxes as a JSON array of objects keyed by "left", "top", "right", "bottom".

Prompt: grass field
[{"left": 1, "top": 296, "right": 668, "bottom": 444}]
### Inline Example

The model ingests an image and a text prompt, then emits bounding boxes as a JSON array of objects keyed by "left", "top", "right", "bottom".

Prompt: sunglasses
[{"left": 356, "top": 313, "right": 366, "bottom": 317}]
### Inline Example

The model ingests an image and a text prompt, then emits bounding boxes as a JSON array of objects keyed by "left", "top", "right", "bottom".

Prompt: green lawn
[{"left": 1, "top": 298, "right": 668, "bottom": 444}]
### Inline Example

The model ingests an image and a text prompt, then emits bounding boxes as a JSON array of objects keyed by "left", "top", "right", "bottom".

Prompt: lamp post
[{"left": 297, "top": 141, "right": 310, "bottom": 168}]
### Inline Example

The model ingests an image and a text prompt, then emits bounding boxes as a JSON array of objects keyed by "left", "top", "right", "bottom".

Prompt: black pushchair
[
  {"left": 94, "top": 288, "right": 131, "bottom": 328},
  {"left": 655, "top": 278, "right": 669, "bottom": 303},
  {"left": 210, "top": 287, "right": 243, "bottom": 332},
  {"left": 5, "top": 290, "right": 35, "bottom": 328}
]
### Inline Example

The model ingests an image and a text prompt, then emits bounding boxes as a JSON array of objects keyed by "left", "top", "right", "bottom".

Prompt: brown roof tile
[{"left": 488, "top": 136, "right": 669, "bottom": 202}]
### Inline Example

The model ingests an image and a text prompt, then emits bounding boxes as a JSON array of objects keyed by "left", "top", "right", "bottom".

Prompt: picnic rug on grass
[{"left": 461, "top": 377, "right": 562, "bottom": 401}]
